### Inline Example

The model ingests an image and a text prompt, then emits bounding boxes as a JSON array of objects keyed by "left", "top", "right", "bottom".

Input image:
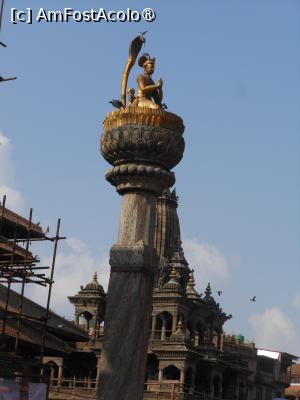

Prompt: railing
[
  {"left": 49, "top": 379, "right": 231, "bottom": 400},
  {"left": 88, "top": 328, "right": 104, "bottom": 339},
  {"left": 50, "top": 377, "right": 97, "bottom": 389},
  {"left": 150, "top": 330, "right": 174, "bottom": 341},
  {"left": 144, "top": 381, "right": 226, "bottom": 400},
  {"left": 49, "top": 378, "right": 97, "bottom": 399}
]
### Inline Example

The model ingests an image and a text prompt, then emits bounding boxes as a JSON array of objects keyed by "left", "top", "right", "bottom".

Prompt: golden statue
[
  {"left": 133, "top": 54, "right": 163, "bottom": 109},
  {"left": 117, "top": 33, "right": 165, "bottom": 110}
]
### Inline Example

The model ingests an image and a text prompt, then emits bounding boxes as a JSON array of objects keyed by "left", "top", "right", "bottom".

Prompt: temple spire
[
  {"left": 163, "top": 265, "right": 182, "bottom": 291},
  {"left": 186, "top": 270, "right": 201, "bottom": 300},
  {"left": 203, "top": 282, "right": 216, "bottom": 304},
  {"left": 168, "top": 239, "right": 190, "bottom": 290},
  {"left": 155, "top": 188, "right": 181, "bottom": 263}
]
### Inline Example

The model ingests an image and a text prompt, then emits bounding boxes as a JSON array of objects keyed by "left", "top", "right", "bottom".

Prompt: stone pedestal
[{"left": 97, "top": 108, "right": 184, "bottom": 400}]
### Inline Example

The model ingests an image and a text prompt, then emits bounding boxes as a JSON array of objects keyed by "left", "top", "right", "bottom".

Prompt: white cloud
[
  {"left": 0, "top": 185, "right": 23, "bottom": 212},
  {"left": 0, "top": 131, "right": 24, "bottom": 212},
  {"left": 0, "top": 132, "right": 15, "bottom": 183},
  {"left": 293, "top": 293, "right": 300, "bottom": 310},
  {"left": 27, "top": 237, "right": 110, "bottom": 319},
  {"left": 0, "top": 131, "right": 108, "bottom": 318},
  {"left": 249, "top": 307, "right": 299, "bottom": 355},
  {"left": 183, "top": 238, "right": 231, "bottom": 292}
]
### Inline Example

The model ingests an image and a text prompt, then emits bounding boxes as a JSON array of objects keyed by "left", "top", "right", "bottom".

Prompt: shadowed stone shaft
[
  {"left": 98, "top": 192, "right": 156, "bottom": 400},
  {"left": 98, "top": 108, "right": 184, "bottom": 400}
]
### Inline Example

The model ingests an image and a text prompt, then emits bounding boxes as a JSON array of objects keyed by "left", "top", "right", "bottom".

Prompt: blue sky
[{"left": 1, "top": 0, "right": 300, "bottom": 355}]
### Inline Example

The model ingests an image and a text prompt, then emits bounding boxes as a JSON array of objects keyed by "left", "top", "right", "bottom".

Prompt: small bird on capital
[
  {"left": 216, "top": 291, "right": 223, "bottom": 296},
  {"left": 109, "top": 100, "right": 125, "bottom": 109}
]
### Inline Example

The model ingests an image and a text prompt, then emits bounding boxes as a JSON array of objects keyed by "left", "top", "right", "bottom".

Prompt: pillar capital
[{"left": 101, "top": 109, "right": 185, "bottom": 196}]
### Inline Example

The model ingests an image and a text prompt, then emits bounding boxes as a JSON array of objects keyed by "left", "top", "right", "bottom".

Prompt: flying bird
[
  {"left": 250, "top": 296, "right": 256, "bottom": 302},
  {"left": 0, "top": 41, "right": 6, "bottom": 47},
  {"left": 109, "top": 100, "right": 125, "bottom": 109},
  {"left": 0, "top": 75, "right": 17, "bottom": 82},
  {"left": 217, "top": 291, "right": 223, "bottom": 296}
]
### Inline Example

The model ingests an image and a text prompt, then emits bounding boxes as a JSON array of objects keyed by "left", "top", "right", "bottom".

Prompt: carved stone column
[
  {"left": 158, "top": 368, "right": 163, "bottom": 382},
  {"left": 161, "top": 318, "right": 167, "bottom": 341},
  {"left": 172, "top": 313, "right": 178, "bottom": 333},
  {"left": 50, "top": 367, "right": 54, "bottom": 386},
  {"left": 97, "top": 108, "right": 185, "bottom": 400},
  {"left": 180, "top": 366, "right": 185, "bottom": 385},
  {"left": 151, "top": 314, "right": 157, "bottom": 340},
  {"left": 95, "top": 356, "right": 101, "bottom": 389},
  {"left": 57, "top": 365, "right": 63, "bottom": 386}
]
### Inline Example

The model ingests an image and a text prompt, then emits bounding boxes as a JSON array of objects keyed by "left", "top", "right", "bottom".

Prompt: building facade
[{"left": 64, "top": 190, "right": 297, "bottom": 400}]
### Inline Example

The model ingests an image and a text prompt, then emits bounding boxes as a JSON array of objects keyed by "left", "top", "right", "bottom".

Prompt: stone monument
[{"left": 97, "top": 33, "right": 185, "bottom": 400}]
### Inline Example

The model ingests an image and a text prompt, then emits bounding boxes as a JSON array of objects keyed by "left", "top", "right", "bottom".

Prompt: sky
[{"left": 1, "top": 0, "right": 300, "bottom": 356}]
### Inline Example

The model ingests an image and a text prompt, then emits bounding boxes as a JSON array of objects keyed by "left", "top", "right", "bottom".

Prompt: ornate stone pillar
[
  {"left": 92, "top": 314, "right": 97, "bottom": 337},
  {"left": 161, "top": 318, "right": 167, "bottom": 341},
  {"left": 97, "top": 108, "right": 185, "bottom": 400},
  {"left": 50, "top": 367, "right": 54, "bottom": 386},
  {"left": 172, "top": 314, "right": 178, "bottom": 333},
  {"left": 151, "top": 315, "right": 157, "bottom": 340},
  {"left": 57, "top": 365, "right": 63, "bottom": 386},
  {"left": 180, "top": 366, "right": 185, "bottom": 388},
  {"left": 95, "top": 356, "right": 101, "bottom": 389},
  {"left": 158, "top": 368, "right": 163, "bottom": 382}
]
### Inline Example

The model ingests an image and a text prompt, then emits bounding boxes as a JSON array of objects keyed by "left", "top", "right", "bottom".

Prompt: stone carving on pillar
[
  {"left": 97, "top": 34, "right": 185, "bottom": 400},
  {"left": 101, "top": 108, "right": 184, "bottom": 195}
]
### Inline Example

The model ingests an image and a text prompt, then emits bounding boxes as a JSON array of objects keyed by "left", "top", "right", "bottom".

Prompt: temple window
[{"left": 163, "top": 365, "right": 180, "bottom": 381}]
